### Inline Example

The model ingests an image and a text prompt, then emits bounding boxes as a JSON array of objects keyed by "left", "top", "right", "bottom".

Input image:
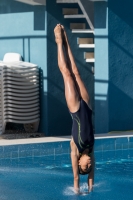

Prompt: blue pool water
[{"left": 0, "top": 137, "right": 133, "bottom": 200}]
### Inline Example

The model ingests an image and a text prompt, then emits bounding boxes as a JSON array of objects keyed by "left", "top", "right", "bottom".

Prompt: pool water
[{"left": 0, "top": 139, "right": 133, "bottom": 200}]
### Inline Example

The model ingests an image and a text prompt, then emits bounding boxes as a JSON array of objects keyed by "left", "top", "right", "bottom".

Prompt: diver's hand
[
  {"left": 88, "top": 186, "right": 93, "bottom": 193},
  {"left": 74, "top": 187, "right": 80, "bottom": 194}
]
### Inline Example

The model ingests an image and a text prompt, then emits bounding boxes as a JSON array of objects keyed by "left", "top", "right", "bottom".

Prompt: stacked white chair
[{"left": 0, "top": 53, "right": 40, "bottom": 134}]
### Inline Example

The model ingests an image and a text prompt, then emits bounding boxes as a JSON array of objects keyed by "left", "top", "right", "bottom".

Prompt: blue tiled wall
[
  {"left": 0, "top": 137, "right": 133, "bottom": 160},
  {"left": 0, "top": 137, "right": 133, "bottom": 170}
]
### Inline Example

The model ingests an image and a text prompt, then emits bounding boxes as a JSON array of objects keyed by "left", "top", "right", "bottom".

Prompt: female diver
[{"left": 54, "top": 24, "right": 95, "bottom": 193}]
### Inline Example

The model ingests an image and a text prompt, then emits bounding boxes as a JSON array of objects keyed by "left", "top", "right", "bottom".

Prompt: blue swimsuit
[{"left": 70, "top": 99, "right": 94, "bottom": 154}]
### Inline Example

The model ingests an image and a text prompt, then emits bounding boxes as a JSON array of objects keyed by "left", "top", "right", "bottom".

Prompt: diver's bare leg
[
  {"left": 54, "top": 25, "right": 80, "bottom": 112},
  {"left": 61, "top": 25, "right": 90, "bottom": 106}
]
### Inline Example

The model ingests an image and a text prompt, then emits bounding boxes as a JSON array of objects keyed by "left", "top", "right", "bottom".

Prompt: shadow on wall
[
  {"left": 39, "top": 67, "right": 72, "bottom": 135},
  {"left": 95, "top": 0, "right": 133, "bottom": 133},
  {"left": 47, "top": 93, "right": 72, "bottom": 135},
  {"left": 0, "top": 0, "right": 45, "bottom": 30},
  {"left": 73, "top": 0, "right": 133, "bottom": 134},
  {"left": 108, "top": 0, "right": 133, "bottom": 28},
  {"left": 108, "top": 0, "right": 133, "bottom": 131},
  {"left": 95, "top": 79, "right": 133, "bottom": 132},
  {"left": 109, "top": 82, "right": 133, "bottom": 131},
  {"left": 94, "top": 1, "right": 107, "bottom": 29},
  {"left": 95, "top": 79, "right": 109, "bottom": 133}
]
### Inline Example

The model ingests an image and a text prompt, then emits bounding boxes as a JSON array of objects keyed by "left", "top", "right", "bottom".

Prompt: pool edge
[{"left": 0, "top": 132, "right": 133, "bottom": 146}]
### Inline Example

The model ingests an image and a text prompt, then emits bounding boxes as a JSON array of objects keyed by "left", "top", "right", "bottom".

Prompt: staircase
[{"left": 56, "top": 0, "right": 95, "bottom": 70}]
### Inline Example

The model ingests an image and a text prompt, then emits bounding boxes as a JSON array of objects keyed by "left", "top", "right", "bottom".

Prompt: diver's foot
[{"left": 54, "top": 24, "right": 63, "bottom": 44}]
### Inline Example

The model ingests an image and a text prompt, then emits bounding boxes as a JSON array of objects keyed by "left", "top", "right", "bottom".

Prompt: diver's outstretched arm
[
  {"left": 70, "top": 139, "right": 80, "bottom": 193},
  {"left": 88, "top": 149, "right": 95, "bottom": 192}
]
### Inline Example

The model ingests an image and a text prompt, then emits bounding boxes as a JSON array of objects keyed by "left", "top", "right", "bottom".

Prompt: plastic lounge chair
[{"left": 0, "top": 53, "right": 40, "bottom": 134}]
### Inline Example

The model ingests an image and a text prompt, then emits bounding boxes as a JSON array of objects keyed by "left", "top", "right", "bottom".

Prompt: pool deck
[{"left": 0, "top": 132, "right": 133, "bottom": 146}]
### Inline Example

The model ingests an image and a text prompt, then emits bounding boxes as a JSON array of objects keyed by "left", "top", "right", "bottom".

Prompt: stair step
[
  {"left": 72, "top": 29, "right": 94, "bottom": 33},
  {"left": 86, "top": 59, "right": 95, "bottom": 63},
  {"left": 78, "top": 38, "right": 94, "bottom": 44},
  {"left": 64, "top": 14, "right": 85, "bottom": 18},
  {"left": 70, "top": 23, "right": 86, "bottom": 29},
  {"left": 57, "top": 0, "right": 78, "bottom": 3},
  {"left": 84, "top": 52, "right": 94, "bottom": 59},
  {"left": 79, "top": 44, "right": 95, "bottom": 48},
  {"left": 63, "top": 8, "right": 78, "bottom": 15}
]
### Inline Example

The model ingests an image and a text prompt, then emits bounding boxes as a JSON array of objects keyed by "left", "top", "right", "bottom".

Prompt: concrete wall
[
  {"left": 2, "top": 0, "right": 132, "bottom": 135},
  {"left": 95, "top": 0, "right": 133, "bottom": 133},
  {"left": 108, "top": 0, "right": 133, "bottom": 131},
  {"left": 0, "top": 0, "right": 47, "bottom": 134}
]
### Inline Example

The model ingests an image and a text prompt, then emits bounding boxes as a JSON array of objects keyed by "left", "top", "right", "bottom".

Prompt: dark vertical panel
[
  {"left": 34, "top": 6, "right": 45, "bottom": 30},
  {"left": 108, "top": 0, "right": 133, "bottom": 131}
]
